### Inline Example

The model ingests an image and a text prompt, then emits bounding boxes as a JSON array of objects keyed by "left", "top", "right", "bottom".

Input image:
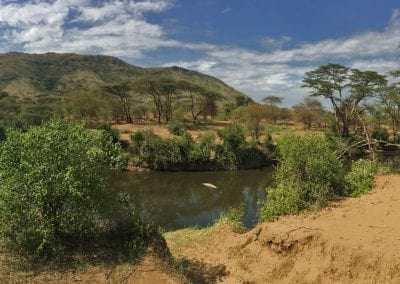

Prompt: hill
[{"left": 0, "top": 52, "right": 248, "bottom": 104}]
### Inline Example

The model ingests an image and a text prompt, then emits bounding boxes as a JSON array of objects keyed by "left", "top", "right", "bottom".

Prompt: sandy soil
[
  {"left": 165, "top": 175, "right": 400, "bottom": 283},
  {"left": 0, "top": 254, "right": 184, "bottom": 283},
  {"left": 5, "top": 174, "right": 398, "bottom": 283}
]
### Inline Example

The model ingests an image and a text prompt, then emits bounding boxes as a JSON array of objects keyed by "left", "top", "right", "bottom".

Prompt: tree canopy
[{"left": 302, "top": 63, "right": 386, "bottom": 137}]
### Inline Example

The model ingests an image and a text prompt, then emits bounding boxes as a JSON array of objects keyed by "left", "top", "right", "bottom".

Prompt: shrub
[
  {"left": 262, "top": 130, "right": 275, "bottom": 155},
  {"left": 214, "top": 206, "right": 246, "bottom": 233},
  {"left": 0, "top": 120, "right": 126, "bottom": 257},
  {"left": 0, "top": 125, "right": 5, "bottom": 142},
  {"left": 174, "top": 132, "right": 194, "bottom": 162},
  {"left": 218, "top": 124, "right": 246, "bottom": 151},
  {"left": 391, "top": 134, "right": 400, "bottom": 144},
  {"left": 168, "top": 121, "right": 185, "bottom": 136},
  {"left": 372, "top": 126, "right": 389, "bottom": 142},
  {"left": 344, "top": 159, "right": 389, "bottom": 197},
  {"left": 214, "top": 144, "right": 238, "bottom": 168},
  {"left": 190, "top": 131, "right": 216, "bottom": 162},
  {"left": 259, "top": 184, "right": 301, "bottom": 222},
  {"left": 132, "top": 131, "right": 184, "bottom": 170},
  {"left": 260, "top": 134, "right": 345, "bottom": 221},
  {"left": 95, "top": 123, "right": 120, "bottom": 144}
]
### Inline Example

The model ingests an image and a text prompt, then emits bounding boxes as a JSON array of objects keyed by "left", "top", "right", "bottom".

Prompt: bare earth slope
[
  {"left": 4, "top": 175, "right": 400, "bottom": 283},
  {"left": 166, "top": 175, "right": 400, "bottom": 283}
]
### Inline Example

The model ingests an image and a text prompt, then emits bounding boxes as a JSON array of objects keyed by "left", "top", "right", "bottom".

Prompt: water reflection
[{"left": 110, "top": 168, "right": 273, "bottom": 230}]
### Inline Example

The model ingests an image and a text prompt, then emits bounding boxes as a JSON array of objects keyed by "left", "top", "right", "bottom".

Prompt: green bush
[
  {"left": 131, "top": 130, "right": 186, "bottom": 170},
  {"left": 190, "top": 131, "right": 216, "bottom": 162},
  {"left": 0, "top": 125, "right": 5, "bottom": 142},
  {"left": 218, "top": 124, "right": 246, "bottom": 151},
  {"left": 391, "top": 134, "right": 400, "bottom": 144},
  {"left": 263, "top": 130, "right": 275, "bottom": 154},
  {"left": 214, "top": 206, "right": 246, "bottom": 233},
  {"left": 131, "top": 124, "right": 270, "bottom": 170},
  {"left": 372, "top": 126, "right": 389, "bottom": 142},
  {"left": 174, "top": 132, "right": 194, "bottom": 162},
  {"left": 168, "top": 121, "right": 185, "bottom": 136},
  {"left": 0, "top": 120, "right": 126, "bottom": 257},
  {"left": 214, "top": 144, "right": 237, "bottom": 167},
  {"left": 259, "top": 184, "right": 301, "bottom": 222},
  {"left": 95, "top": 123, "right": 120, "bottom": 144},
  {"left": 260, "top": 134, "right": 345, "bottom": 221},
  {"left": 344, "top": 159, "right": 389, "bottom": 197}
]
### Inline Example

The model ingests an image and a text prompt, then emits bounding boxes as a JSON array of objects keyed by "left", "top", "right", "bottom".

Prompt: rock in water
[{"left": 202, "top": 183, "right": 217, "bottom": 189}]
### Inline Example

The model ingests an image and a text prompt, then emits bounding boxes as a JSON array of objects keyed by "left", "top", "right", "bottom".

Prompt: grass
[{"left": 164, "top": 206, "right": 247, "bottom": 256}]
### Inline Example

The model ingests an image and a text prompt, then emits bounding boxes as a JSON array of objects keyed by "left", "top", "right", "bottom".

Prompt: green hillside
[{"left": 0, "top": 52, "right": 247, "bottom": 104}]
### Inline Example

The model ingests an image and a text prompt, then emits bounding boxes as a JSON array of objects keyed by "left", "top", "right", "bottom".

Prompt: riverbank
[
  {"left": 165, "top": 174, "right": 400, "bottom": 283},
  {"left": 4, "top": 175, "right": 400, "bottom": 283}
]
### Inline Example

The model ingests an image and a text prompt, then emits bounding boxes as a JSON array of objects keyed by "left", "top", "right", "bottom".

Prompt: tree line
[{"left": 1, "top": 63, "right": 400, "bottom": 143}]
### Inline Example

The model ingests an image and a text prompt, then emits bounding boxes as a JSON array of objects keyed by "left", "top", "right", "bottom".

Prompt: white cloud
[
  {"left": 0, "top": 2, "right": 399, "bottom": 106},
  {"left": 222, "top": 7, "right": 232, "bottom": 14},
  {"left": 0, "top": 0, "right": 176, "bottom": 58},
  {"left": 260, "top": 36, "right": 291, "bottom": 50},
  {"left": 163, "top": 9, "right": 400, "bottom": 105}
]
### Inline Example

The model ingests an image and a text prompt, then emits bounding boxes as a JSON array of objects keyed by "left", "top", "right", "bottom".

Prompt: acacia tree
[
  {"left": 378, "top": 72, "right": 400, "bottom": 135},
  {"left": 262, "top": 95, "right": 283, "bottom": 106},
  {"left": 180, "top": 82, "right": 222, "bottom": 123},
  {"left": 233, "top": 104, "right": 269, "bottom": 140},
  {"left": 135, "top": 78, "right": 180, "bottom": 124},
  {"left": 302, "top": 64, "right": 386, "bottom": 137},
  {"left": 293, "top": 97, "right": 325, "bottom": 129},
  {"left": 104, "top": 83, "right": 134, "bottom": 123}
]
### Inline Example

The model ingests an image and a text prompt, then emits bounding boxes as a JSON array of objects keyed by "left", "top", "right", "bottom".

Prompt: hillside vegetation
[{"left": 0, "top": 52, "right": 246, "bottom": 103}]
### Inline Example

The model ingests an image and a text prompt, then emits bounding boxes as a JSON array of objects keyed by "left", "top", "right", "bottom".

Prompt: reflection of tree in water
[{"left": 109, "top": 168, "right": 273, "bottom": 229}]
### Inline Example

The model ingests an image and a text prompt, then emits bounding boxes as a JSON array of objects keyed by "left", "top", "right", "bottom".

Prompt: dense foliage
[
  {"left": 130, "top": 124, "right": 271, "bottom": 170},
  {"left": 0, "top": 120, "right": 153, "bottom": 259},
  {"left": 260, "top": 134, "right": 345, "bottom": 221},
  {"left": 344, "top": 159, "right": 389, "bottom": 197}
]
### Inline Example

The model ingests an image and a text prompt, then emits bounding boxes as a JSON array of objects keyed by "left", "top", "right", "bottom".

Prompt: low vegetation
[
  {"left": 129, "top": 124, "right": 273, "bottom": 170},
  {"left": 260, "top": 133, "right": 390, "bottom": 221},
  {"left": 344, "top": 159, "right": 390, "bottom": 197},
  {"left": 0, "top": 120, "right": 162, "bottom": 262}
]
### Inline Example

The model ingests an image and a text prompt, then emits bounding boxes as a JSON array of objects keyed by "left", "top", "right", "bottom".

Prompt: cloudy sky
[{"left": 0, "top": 0, "right": 399, "bottom": 105}]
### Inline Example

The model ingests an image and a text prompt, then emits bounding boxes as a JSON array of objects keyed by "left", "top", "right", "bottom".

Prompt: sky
[{"left": 0, "top": 0, "right": 399, "bottom": 106}]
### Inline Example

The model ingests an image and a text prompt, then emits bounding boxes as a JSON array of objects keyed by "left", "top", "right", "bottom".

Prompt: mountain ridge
[{"left": 0, "top": 52, "right": 248, "bottom": 104}]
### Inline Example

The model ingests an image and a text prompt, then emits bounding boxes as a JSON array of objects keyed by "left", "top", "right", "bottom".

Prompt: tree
[
  {"left": 64, "top": 91, "right": 110, "bottom": 122},
  {"left": 180, "top": 82, "right": 222, "bottom": 123},
  {"left": 302, "top": 63, "right": 386, "bottom": 137},
  {"left": 233, "top": 104, "right": 269, "bottom": 141},
  {"left": 0, "top": 120, "right": 122, "bottom": 256},
  {"left": 104, "top": 83, "right": 134, "bottom": 123},
  {"left": 378, "top": 71, "right": 400, "bottom": 135},
  {"left": 135, "top": 77, "right": 180, "bottom": 124},
  {"left": 293, "top": 97, "right": 325, "bottom": 129},
  {"left": 235, "top": 95, "right": 251, "bottom": 107},
  {"left": 262, "top": 95, "right": 283, "bottom": 106}
]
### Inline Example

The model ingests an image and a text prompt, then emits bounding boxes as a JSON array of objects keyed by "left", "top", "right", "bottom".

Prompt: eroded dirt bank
[
  {"left": 4, "top": 175, "right": 400, "bottom": 283},
  {"left": 165, "top": 175, "right": 400, "bottom": 283}
]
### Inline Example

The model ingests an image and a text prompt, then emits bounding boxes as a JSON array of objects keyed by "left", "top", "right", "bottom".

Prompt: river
[{"left": 110, "top": 167, "right": 274, "bottom": 230}]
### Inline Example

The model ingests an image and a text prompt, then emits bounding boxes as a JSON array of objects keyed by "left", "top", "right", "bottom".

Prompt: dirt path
[{"left": 165, "top": 175, "right": 400, "bottom": 283}]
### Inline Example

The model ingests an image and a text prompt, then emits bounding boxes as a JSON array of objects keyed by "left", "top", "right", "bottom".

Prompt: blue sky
[{"left": 0, "top": 0, "right": 399, "bottom": 105}]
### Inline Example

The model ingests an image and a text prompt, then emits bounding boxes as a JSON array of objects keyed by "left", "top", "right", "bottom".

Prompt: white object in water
[{"left": 202, "top": 183, "right": 217, "bottom": 189}]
